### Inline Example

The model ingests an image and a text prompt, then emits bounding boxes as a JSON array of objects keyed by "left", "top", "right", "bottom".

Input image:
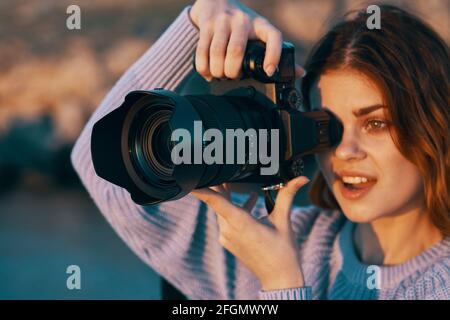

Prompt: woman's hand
[
  {"left": 191, "top": 176, "right": 310, "bottom": 291},
  {"left": 189, "top": 0, "right": 304, "bottom": 81}
]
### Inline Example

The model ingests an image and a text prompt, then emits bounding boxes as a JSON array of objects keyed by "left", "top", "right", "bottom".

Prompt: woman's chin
[
  {"left": 341, "top": 209, "right": 377, "bottom": 223},
  {"left": 335, "top": 199, "right": 380, "bottom": 223},
  {"left": 332, "top": 185, "right": 380, "bottom": 223}
]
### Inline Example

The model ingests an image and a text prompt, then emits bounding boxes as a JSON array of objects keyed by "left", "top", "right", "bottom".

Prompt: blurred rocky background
[{"left": 0, "top": 0, "right": 448, "bottom": 299}]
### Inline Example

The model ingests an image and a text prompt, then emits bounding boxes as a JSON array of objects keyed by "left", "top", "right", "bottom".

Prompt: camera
[{"left": 91, "top": 41, "right": 343, "bottom": 211}]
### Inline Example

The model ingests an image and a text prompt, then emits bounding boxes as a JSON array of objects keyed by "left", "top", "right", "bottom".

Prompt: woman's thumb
[{"left": 270, "top": 176, "right": 310, "bottom": 228}]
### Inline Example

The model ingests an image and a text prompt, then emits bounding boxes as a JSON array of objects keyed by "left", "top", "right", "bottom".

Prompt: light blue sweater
[{"left": 71, "top": 6, "right": 450, "bottom": 300}]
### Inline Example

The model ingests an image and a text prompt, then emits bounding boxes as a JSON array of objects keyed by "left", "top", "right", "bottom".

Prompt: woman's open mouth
[{"left": 335, "top": 171, "right": 378, "bottom": 200}]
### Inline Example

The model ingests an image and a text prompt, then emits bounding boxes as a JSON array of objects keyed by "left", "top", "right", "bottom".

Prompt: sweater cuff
[{"left": 258, "top": 287, "right": 313, "bottom": 300}]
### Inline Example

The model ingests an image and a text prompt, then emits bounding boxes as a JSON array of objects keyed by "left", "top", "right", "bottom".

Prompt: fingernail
[
  {"left": 205, "top": 76, "right": 213, "bottom": 82},
  {"left": 265, "top": 65, "right": 276, "bottom": 77},
  {"left": 296, "top": 176, "right": 310, "bottom": 185}
]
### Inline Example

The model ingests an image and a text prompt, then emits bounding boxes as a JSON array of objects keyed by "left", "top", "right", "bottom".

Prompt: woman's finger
[
  {"left": 224, "top": 24, "right": 249, "bottom": 79},
  {"left": 191, "top": 188, "right": 244, "bottom": 222},
  {"left": 251, "top": 18, "right": 282, "bottom": 76},
  {"left": 223, "top": 183, "right": 232, "bottom": 197},
  {"left": 210, "top": 184, "right": 231, "bottom": 200},
  {"left": 210, "top": 185, "right": 224, "bottom": 194},
  {"left": 271, "top": 176, "right": 310, "bottom": 228},
  {"left": 209, "top": 17, "right": 232, "bottom": 78},
  {"left": 263, "top": 28, "right": 283, "bottom": 76},
  {"left": 217, "top": 214, "right": 230, "bottom": 237},
  {"left": 196, "top": 23, "right": 214, "bottom": 81}
]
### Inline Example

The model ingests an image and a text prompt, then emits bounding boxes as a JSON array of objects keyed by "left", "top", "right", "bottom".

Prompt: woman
[{"left": 71, "top": 0, "right": 450, "bottom": 299}]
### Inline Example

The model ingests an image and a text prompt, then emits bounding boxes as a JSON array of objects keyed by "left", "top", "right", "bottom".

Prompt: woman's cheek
[{"left": 315, "top": 152, "right": 333, "bottom": 182}]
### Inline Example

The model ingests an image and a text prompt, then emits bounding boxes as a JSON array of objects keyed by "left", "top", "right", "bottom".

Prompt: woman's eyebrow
[{"left": 353, "top": 104, "right": 387, "bottom": 117}]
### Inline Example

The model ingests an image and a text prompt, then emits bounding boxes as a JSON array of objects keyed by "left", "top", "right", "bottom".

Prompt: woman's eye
[{"left": 364, "top": 119, "right": 388, "bottom": 132}]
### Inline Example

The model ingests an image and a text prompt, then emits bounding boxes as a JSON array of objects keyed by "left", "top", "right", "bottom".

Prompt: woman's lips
[
  {"left": 338, "top": 179, "right": 377, "bottom": 200},
  {"left": 334, "top": 170, "right": 378, "bottom": 200}
]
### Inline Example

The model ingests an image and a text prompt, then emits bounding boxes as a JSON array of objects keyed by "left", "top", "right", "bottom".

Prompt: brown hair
[{"left": 301, "top": 5, "right": 450, "bottom": 235}]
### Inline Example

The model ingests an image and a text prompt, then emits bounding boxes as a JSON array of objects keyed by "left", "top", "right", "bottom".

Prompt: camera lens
[
  {"left": 152, "top": 119, "right": 174, "bottom": 170},
  {"left": 141, "top": 109, "right": 174, "bottom": 178},
  {"left": 122, "top": 91, "right": 274, "bottom": 202},
  {"left": 130, "top": 101, "right": 176, "bottom": 189}
]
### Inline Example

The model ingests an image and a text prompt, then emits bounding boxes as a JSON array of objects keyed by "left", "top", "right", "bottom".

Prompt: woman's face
[{"left": 310, "top": 69, "right": 425, "bottom": 222}]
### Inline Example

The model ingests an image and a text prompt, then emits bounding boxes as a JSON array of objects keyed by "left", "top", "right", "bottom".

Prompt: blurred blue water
[{"left": 0, "top": 187, "right": 161, "bottom": 299}]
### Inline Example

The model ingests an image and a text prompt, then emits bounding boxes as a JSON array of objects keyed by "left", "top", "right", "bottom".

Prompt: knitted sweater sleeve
[{"left": 390, "top": 257, "right": 450, "bottom": 300}]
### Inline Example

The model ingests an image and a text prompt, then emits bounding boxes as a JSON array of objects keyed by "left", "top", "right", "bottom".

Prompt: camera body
[
  {"left": 91, "top": 41, "right": 342, "bottom": 209},
  {"left": 206, "top": 41, "right": 340, "bottom": 186}
]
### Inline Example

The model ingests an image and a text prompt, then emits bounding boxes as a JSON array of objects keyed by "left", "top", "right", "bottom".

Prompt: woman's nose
[{"left": 334, "top": 127, "right": 366, "bottom": 161}]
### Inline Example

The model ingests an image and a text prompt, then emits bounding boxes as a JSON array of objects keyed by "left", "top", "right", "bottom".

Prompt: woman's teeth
[
  {"left": 339, "top": 175, "right": 376, "bottom": 200},
  {"left": 342, "top": 176, "right": 368, "bottom": 184}
]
